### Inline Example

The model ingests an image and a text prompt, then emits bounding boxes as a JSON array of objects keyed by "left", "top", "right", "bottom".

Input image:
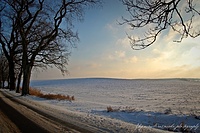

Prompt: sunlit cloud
[
  {"left": 125, "top": 56, "right": 138, "bottom": 63},
  {"left": 87, "top": 63, "right": 102, "bottom": 68},
  {"left": 116, "top": 37, "right": 130, "bottom": 48},
  {"left": 106, "top": 50, "right": 126, "bottom": 61},
  {"left": 46, "top": 36, "right": 200, "bottom": 79},
  {"left": 177, "top": 45, "right": 200, "bottom": 67},
  {"left": 152, "top": 65, "right": 200, "bottom": 78},
  {"left": 115, "top": 50, "right": 126, "bottom": 58}
]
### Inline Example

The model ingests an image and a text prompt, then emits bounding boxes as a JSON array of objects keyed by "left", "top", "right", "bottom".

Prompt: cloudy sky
[{"left": 32, "top": 0, "right": 200, "bottom": 80}]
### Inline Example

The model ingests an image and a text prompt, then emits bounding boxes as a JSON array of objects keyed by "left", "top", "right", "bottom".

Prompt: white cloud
[
  {"left": 115, "top": 50, "right": 126, "bottom": 58},
  {"left": 125, "top": 56, "right": 138, "bottom": 63},
  {"left": 129, "top": 56, "right": 138, "bottom": 63},
  {"left": 105, "top": 50, "right": 139, "bottom": 65},
  {"left": 116, "top": 37, "right": 130, "bottom": 48},
  {"left": 106, "top": 51, "right": 126, "bottom": 61},
  {"left": 177, "top": 44, "right": 200, "bottom": 67}
]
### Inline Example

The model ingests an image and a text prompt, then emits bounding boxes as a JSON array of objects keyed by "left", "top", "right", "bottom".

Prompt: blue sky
[{"left": 32, "top": 0, "right": 200, "bottom": 80}]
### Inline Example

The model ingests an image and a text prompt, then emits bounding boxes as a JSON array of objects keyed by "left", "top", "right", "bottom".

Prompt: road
[
  {"left": 0, "top": 93, "right": 48, "bottom": 133},
  {"left": 0, "top": 89, "right": 91, "bottom": 133}
]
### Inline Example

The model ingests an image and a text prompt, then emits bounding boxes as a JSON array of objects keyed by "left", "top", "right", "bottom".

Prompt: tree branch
[{"left": 121, "top": 0, "right": 200, "bottom": 50}]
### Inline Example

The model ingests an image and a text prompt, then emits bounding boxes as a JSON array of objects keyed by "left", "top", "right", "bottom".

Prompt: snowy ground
[{"left": 28, "top": 78, "right": 200, "bottom": 132}]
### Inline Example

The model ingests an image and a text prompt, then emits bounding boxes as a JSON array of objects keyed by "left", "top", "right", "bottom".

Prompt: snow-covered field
[{"left": 29, "top": 78, "right": 200, "bottom": 132}]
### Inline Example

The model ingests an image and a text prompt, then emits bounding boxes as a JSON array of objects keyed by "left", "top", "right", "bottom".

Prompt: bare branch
[{"left": 121, "top": 0, "right": 200, "bottom": 50}]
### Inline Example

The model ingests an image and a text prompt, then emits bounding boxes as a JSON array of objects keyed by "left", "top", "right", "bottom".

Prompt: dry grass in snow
[
  {"left": 107, "top": 106, "right": 136, "bottom": 112},
  {"left": 29, "top": 88, "right": 75, "bottom": 101}
]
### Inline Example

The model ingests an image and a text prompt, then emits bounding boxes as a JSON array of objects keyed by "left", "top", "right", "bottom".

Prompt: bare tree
[
  {"left": 1, "top": 0, "right": 100, "bottom": 95},
  {"left": 0, "top": 51, "right": 9, "bottom": 88},
  {"left": 121, "top": 0, "right": 200, "bottom": 50},
  {"left": 15, "top": 56, "right": 23, "bottom": 93},
  {"left": 0, "top": 0, "right": 22, "bottom": 90}
]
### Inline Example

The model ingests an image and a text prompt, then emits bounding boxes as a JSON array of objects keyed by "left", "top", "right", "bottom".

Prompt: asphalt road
[
  {"left": 0, "top": 91, "right": 49, "bottom": 133},
  {"left": 0, "top": 90, "right": 95, "bottom": 133}
]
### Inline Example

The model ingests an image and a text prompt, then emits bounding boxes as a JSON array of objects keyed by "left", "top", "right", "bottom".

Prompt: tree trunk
[
  {"left": 9, "top": 61, "right": 16, "bottom": 91},
  {"left": 2, "top": 80, "right": 5, "bottom": 88},
  {"left": 1, "top": 69, "right": 3, "bottom": 88},
  {"left": 16, "top": 68, "right": 22, "bottom": 93},
  {"left": 7, "top": 75, "right": 10, "bottom": 89},
  {"left": 22, "top": 65, "right": 32, "bottom": 96}
]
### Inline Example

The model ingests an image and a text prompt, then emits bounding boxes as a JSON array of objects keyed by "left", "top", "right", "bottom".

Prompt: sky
[{"left": 32, "top": 0, "right": 200, "bottom": 80}]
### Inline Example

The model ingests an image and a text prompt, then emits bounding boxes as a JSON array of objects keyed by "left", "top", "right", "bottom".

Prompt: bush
[
  {"left": 107, "top": 106, "right": 136, "bottom": 113},
  {"left": 164, "top": 108, "right": 172, "bottom": 114},
  {"left": 29, "top": 88, "right": 75, "bottom": 101},
  {"left": 107, "top": 106, "right": 114, "bottom": 112}
]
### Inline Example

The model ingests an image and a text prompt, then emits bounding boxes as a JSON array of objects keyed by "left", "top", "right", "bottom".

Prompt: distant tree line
[{"left": 0, "top": 0, "right": 100, "bottom": 95}]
